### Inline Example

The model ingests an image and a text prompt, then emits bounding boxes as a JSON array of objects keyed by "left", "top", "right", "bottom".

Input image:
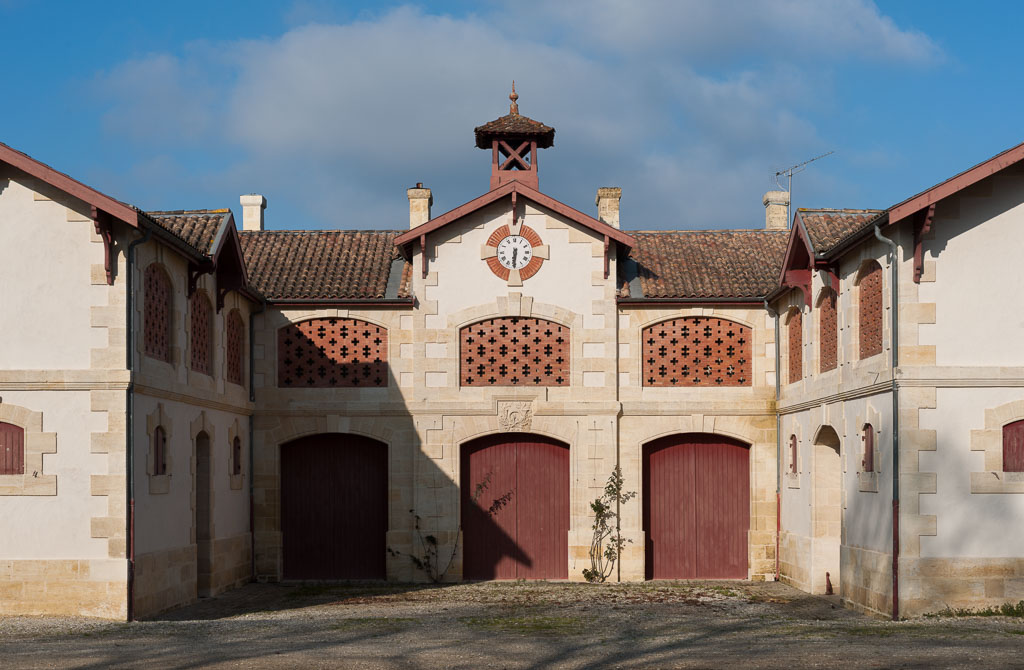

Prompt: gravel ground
[{"left": 2, "top": 581, "right": 1023, "bottom": 669}]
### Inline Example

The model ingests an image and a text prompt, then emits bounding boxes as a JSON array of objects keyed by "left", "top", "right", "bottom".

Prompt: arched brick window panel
[
  {"left": 190, "top": 290, "right": 214, "bottom": 376},
  {"left": 819, "top": 289, "right": 838, "bottom": 373},
  {"left": 461, "top": 317, "right": 569, "bottom": 386},
  {"left": 278, "top": 318, "right": 388, "bottom": 387},
  {"left": 144, "top": 264, "right": 172, "bottom": 363},
  {"left": 226, "top": 309, "right": 244, "bottom": 386},
  {"left": 153, "top": 426, "right": 167, "bottom": 476},
  {"left": 641, "top": 316, "right": 750, "bottom": 387},
  {"left": 1003, "top": 420, "right": 1024, "bottom": 472},
  {"left": 789, "top": 434, "right": 798, "bottom": 474},
  {"left": 232, "top": 436, "right": 243, "bottom": 476},
  {"left": 858, "top": 261, "right": 883, "bottom": 360},
  {"left": 0, "top": 422, "right": 25, "bottom": 475},
  {"left": 862, "top": 424, "right": 875, "bottom": 473},
  {"left": 788, "top": 308, "right": 803, "bottom": 384}
]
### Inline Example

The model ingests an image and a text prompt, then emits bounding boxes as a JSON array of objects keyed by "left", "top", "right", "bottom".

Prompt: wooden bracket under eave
[
  {"left": 187, "top": 260, "right": 215, "bottom": 298},
  {"left": 420, "top": 234, "right": 428, "bottom": 279},
  {"left": 783, "top": 269, "right": 813, "bottom": 307},
  {"left": 815, "top": 261, "right": 841, "bottom": 295},
  {"left": 91, "top": 206, "right": 116, "bottom": 286},
  {"left": 604, "top": 235, "right": 611, "bottom": 279},
  {"left": 912, "top": 203, "right": 935, "bottom": 284}
]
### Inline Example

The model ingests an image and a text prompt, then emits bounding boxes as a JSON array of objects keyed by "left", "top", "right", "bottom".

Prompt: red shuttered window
[
  {"left": 0, "top": 422, "right": 25, "bottom": 475},
  {"left": 144, "top": 264, "right": 172, "bottom": 362},
  {"left": 226, "top": 309, "right": 244, "bottom": 386},
  {"left": 862, "top": 424, "right": 875, "bottom": 473},
  {"left": 232, "top": 436, "right": 242, "bottom": 476},
  {"left": 788, "top": 309, "right": 803, "bottom": 384},
  {"left": 819, "top": 289, "right": 838, "bottom": 373},
  {"left": 1003, "top": 420, "right": 1024, "bottom": 472},
  {"left": 153, "top": 426, "right": 167, "bottom": 476},
  {"left": 641, "top": 317, "right": 751, "bottom": 387},
  {"left": 859, "top": 261, "right": 883, "bottom": 360},
  {"left": 789, "top": 434, "right": 798, "bottom": 474},
  {"left": 190, "top": 291, "right": 214, "bottom": 376}
]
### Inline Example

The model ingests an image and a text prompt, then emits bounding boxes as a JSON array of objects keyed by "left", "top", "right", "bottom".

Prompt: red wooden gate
[
  {"left": 461, "top": 434, "right": 569, "bottom": 580},
  {"left": 280, "top": 433, "right": 387, "bottom": 580},
  {"left": 644, "top": 434, "right": 750, "bottom": 579}
]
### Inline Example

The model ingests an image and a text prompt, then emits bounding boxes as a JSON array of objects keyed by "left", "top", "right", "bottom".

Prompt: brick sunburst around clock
[{"left": 480, "top": 220, "right": 549, "bottom": 286}]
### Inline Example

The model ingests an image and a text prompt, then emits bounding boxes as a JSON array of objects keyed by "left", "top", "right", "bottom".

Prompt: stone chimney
[
  {"left": 595, "top": 187, "right": 622, "bottom": 229},
  {"left": 763, "top": 190, "right": 790, "bottom": 230},
  {"left": 240, "top": 194, "right": 266, "bottom": 232},
  {"left": 407, "top": 183, "right": 432, "bottom": 229}
]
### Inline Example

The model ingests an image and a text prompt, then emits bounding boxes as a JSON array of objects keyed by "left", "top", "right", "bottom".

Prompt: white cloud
[{"left": 90, "top": 1, "right": 939, "bottom": 230}]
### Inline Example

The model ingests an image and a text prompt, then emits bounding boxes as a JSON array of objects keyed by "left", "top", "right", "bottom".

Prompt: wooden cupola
[{"left": 474, "top": 82, "right": 555, "bottom": 191}]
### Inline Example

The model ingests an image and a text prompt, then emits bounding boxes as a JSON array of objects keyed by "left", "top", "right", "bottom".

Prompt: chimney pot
[
  {"left": 763, "top": 190, "right": 790, "bottom": 230},
  {"left": 595, "top": 187, "right": 622, "bottom": 229},
  {"left": 240, "top": 194, "right": 266, "bottom": 232},
  {"left": 407, "top": 185, "right": 433, "bottom": 229}
]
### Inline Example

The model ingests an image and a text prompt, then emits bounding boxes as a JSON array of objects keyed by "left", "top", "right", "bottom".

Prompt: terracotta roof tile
[
  {"left": 474, "top": 113, "right": 555, "bottom": 149},
  {"left": 146, "top": 209, "right": 230, "bottom": 256},
  {"left": 620, "top": 230, "right": 789, "bottom": 299},
  {"left": 799, "top": 209, "right": 885, "bottom": 256},
  {"left": 239, "top": 230, "right": 411, "bottom": 301}
]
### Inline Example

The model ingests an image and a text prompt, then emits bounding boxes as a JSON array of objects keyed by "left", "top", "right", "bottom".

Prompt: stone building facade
[{"left": 2, "top": 94, "right": 1024, "bottom": 620}]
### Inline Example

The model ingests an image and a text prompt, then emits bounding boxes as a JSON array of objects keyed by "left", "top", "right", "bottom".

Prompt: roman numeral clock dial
[{"left": 481, "top": 221, "right": 549, "bottom": 286}]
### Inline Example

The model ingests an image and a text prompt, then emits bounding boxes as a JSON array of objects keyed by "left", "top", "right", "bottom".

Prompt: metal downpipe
[
  {"left": 125, "top": 226, "right": 152, "bottom": 621},
  {"left": 765, "top": 299, "right": 782, "bottom": 582},
  {"left": 874, "top": 224, "right": 900, "bottom": 620}
]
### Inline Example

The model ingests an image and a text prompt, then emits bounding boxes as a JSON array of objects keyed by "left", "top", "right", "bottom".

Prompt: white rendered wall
[
  {"left": 919, "top": 173, "right": 1024, "bottom": 366},
  {"left": 0, "top": 391, "right": 110, "bottom": 558},
  {"left": 920, "top": 387, "right": 1024, "bottom": 557}
]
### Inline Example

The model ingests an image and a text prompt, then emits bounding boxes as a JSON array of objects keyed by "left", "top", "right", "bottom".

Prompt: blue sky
[{"left": 1, "top": 0, "right": 1021, "bottom": 230}]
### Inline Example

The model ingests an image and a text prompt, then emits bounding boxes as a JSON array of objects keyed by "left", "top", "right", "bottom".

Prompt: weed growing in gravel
[
  {"left": 926, "top": 601, "right": 1024, "bottom": 618},
  {"left": 845, "top": 626, "right": 895, "bottom": 637}
]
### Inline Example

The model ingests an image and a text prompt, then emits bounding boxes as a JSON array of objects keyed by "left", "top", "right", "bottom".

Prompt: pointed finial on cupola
[{"left": 509, "top": 80, "right": 519, "bottom": 115}]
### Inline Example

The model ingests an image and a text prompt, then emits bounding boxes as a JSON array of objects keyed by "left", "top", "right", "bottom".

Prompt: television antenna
[{"left": 774, "top": 150, "right": 834, "bottom": 224}]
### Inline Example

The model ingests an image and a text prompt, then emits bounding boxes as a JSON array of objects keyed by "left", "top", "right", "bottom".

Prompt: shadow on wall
[{"left": 268, "top": 321, "right": 568, "bottom": 585}]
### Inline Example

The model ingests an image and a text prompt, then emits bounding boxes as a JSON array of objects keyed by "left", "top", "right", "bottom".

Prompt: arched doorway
[
  {"left": 812, "top": 425, "right": 842, "bottom": 594},
  {"left": 461, "top": 434, "right": 569, "bottom": 580},
  {"left": 195, "top": 431, "right": 213, "bottom": 597},
  {"left": 280, "top": 433, "right": 388, "bottom": 580},
  {"left": 643, "top": 433, "right": 750, "bottom": 579}
]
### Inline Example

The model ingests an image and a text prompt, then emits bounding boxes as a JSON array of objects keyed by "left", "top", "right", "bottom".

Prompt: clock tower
[{"left": 474, "top": 82, "right": 555, "bottom": 191}]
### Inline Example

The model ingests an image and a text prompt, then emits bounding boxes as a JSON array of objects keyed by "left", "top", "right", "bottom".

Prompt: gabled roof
[
  {"left": 619, "top": 230, "right": 789, "bottom": 301},
  {"left": 0, "top": 141, "right": 139, "bottom": 225},
  {"left": 888, "top": 140, "right": 1024, "bottom": 224},
  {"left": 798, "top": 209, "right": 885, "bottom": 257},
  {"left": 393, "top": 180, "right": 636, "bottom": 252},
  {"left": 147, "top": 209, "right": 232, "bottom": 257},
  {"left": 240, "top": 230, "right": 412, "bottom": 303}
]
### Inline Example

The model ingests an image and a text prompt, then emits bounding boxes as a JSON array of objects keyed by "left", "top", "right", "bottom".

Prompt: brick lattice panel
[
  {"left": 226, "top": 309, "right": 244, "bottom": 386},
  {"left": 190, "top": 291, "right": 213, "bottom": 376},
  {"left": 278, "top": 318, "right": 388, "bottom": 388},
  {"left": 788, "top": 309, "right": 803, "bottom": 383},
  {"left": 642, "top": 317, "right": 751, "bottom": 387},
  {"left": 461, "top": 317, "right": 569, "bottom": 386},
  {"left": 819, "top": 289, "right": 838, "bottom": 373},
  {"left": 144, "top": 264, "right": 171, "bottom": 362},
  {"left": 859, "top": 262, "right": 883, "bottom": 359}
]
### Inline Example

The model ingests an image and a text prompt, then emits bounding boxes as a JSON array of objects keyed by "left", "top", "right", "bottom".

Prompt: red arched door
[
  {"left": 643, "top": 434, "right": 750, "bottom": 579},
  {"left": 280, "top": 433, "right": 387, "bottom": 579},
  {"left": 461, "top": 434, "right": 569, "bottom": 580}
]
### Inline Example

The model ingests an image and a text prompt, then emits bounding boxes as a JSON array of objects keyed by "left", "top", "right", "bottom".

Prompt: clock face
[{"left": 496, "top": 235, "right": 533, "bottom": 270}]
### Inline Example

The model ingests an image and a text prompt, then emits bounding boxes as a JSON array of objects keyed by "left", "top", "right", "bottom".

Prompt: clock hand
[{"left": 512, "top": 247, "right": 518, "bottom": 268}]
